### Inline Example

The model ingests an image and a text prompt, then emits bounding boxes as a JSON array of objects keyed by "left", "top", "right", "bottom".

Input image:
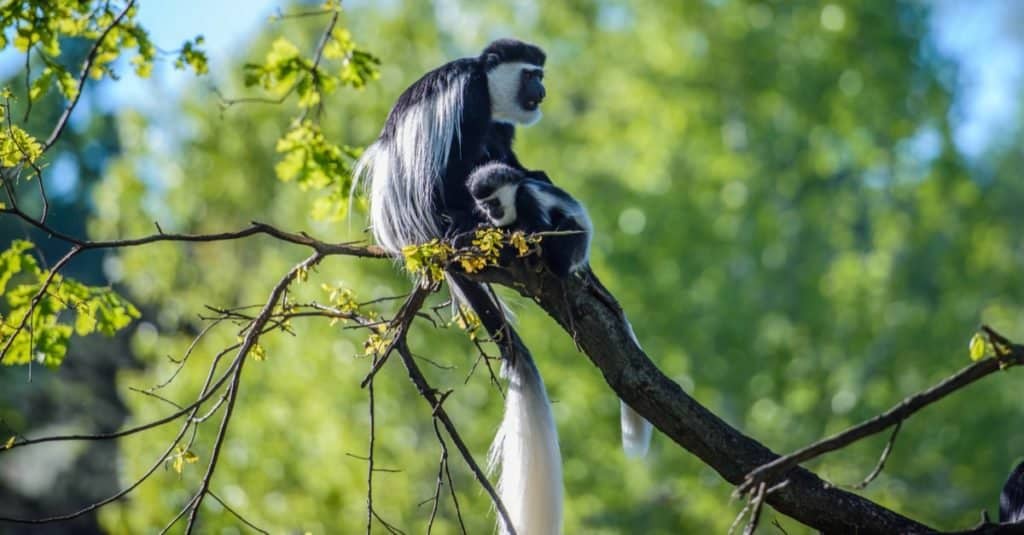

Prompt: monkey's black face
[{"left": 519, "top": 68, "right": 545, "bottom": 111}]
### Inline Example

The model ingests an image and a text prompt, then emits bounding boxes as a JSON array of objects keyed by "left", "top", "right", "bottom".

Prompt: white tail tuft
[
  {"left": 620, "top": 400, "right": 652, "bottom": 458},
  {"left": 488, "top": 355, "right": 563, "bottom": 535},
  {"left": 620, "top": 318, "right": 653, "bottom": 458}
]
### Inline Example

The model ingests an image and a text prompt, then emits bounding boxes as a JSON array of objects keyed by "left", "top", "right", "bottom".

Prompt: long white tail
[
  {"left": 448, "top": 275, "right": 562, "bottom": 535},
  {"left": 621, "top": 318, "right": 653, "bottom": 458},
  {"left": 488, "top": 353, "right": 563, "bottom": 535}
]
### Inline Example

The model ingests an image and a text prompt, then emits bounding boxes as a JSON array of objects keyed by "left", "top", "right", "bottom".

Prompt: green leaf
[
  {"left": 0, "top": 242, "right": 139, "bottom": 368},
  {"left": 29, "top": 68, "right": 54, "bottom": 101},
  {"left": 968, "top": 333, "right": 988, "bottom": 362}
]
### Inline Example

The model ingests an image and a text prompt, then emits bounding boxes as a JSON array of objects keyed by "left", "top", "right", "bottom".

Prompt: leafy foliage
[
  {"left": 0, "top": 241, "right": 139, "bottom": 367},
  {"left": 240, "top": 9, "right": 380, "bottom": 220},
  {"left": 274, "top": 120, "right": 360, "bottom": 220},
  {"left": 0, "top": 0, "right": 207, "bottom": 105},
  {"left": 401, "top": 239, "right": 454, "bottom": 283},
  {"left": 1, "top": 0, "right": 1023, "bottom": 533}
]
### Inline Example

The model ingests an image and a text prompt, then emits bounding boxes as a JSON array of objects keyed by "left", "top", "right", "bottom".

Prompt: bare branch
[
  {"left": 393, "top": 340, "right": 518, "bottom": 535},
  {"left": 209, "top": 491, "right": 270, "bottom": 535},
  {"left": 184, "top": 252, "right": 323, "bottom": 533},
  {"left": 737, "top": 325, "right": 1024, "bottom": 497},
  {"left": 849, "top": 420, "right": 902, "bottom": 490}
]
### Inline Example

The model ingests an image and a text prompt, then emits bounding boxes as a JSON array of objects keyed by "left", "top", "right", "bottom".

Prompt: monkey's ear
[{"left": 483, "top": 53, "right": 501, "bottom": 69}]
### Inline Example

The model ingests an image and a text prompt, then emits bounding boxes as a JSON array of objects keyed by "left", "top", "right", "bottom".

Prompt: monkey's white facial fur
[
  {"left": 488, "top": 62, "right": 544, "bottom": 126},
  {"left": 477, "top": 184, "right": 519, "bottom": 226}
]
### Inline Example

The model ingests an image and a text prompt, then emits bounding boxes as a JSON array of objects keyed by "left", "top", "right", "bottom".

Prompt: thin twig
[
  {"left": 743, "top": 482, "right": 767, "bottom": 535},
  {"left": 183, "top": 252, "right": 323, "bottom": 533},
  {"left": 849, "top": 420, "right": 902, "bottom": 490},
  {"left": 367, "top": 355, "right": 376, "bottom": 535},
  {"left": 394, "top": 341, "right": 517, "bottom": 535},
  {"left": 359, "top": 286, "right": 431, "bottom": 388},
  {"left": 43, "top": 0, "right": 137, "bottom": 151},
  {"left": 737, "top": 326, "right": 1024, "bottom": 496},
  {"left": 209, "top": 491, "right": 270, "bottom": 534}
]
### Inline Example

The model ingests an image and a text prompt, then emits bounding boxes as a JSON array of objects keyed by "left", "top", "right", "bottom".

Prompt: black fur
[
  {"left": 467, "top": 163, "right": 590, "bottom": 278},
  {"left": 480, "top": 38, "right": 546, "bottom": 68},
  {"left": 377, "top": 39, "right": 548, "bottom": 238},
  {"left": 1001, "top": 461, "right": 1024, "bottom": 523}
]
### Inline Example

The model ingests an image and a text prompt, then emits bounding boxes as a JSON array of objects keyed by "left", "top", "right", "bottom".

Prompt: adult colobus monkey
[
  {"left": 1001, "top": 460, "right": 1024, "bottom": 524},
  {"left": 354, "top": 38, "right": 550, "bottom": 253},
  {"left": 353, "top": 38, "right": 650, "bottom": 534}
]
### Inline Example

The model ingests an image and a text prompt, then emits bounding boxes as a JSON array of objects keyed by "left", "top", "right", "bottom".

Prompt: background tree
[{"left": 2, "top": 1, "right": 1024, "bottom": 533}]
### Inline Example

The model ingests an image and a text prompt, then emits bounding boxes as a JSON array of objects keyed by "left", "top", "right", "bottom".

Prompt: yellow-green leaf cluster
[
  {"left": 173, "top": 35, "right": 208, "bottom": 75},
  {"left": 0, "top": 240, "right": 139, "bottom": 367},
  {"left": 274, "top": 121, "right": 359, "bottom": 220},
  {"left": 456, "top": 228, "right": 506, "bottom": 274},
  {"left": 509, "top": 230, "right": 542, "bottom": 257},
  {"left": 453, "top": 305, "right": 481, "bottom": 341},
  {"left": 0, "top": 123, "right": 42, "bottom": 167},
  {"left": 322, "top": 283, "right": 359, "bottom": 313},
  {"left": 0, "top": 2, "right": 204, "bottom": 102},
  {"left": 363, "top": 332, "right": 391, "bottom": 357},
  {"left": 168, "top": 446, "right": 199, "bottom": 475},
  {"left": 401, "top": 239, "right": 453, "bottom": 283}
]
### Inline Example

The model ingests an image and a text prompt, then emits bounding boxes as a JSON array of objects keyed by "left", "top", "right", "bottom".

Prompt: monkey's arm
[{"left": 485, "top": 123, "right": 553, "bottom": 185}]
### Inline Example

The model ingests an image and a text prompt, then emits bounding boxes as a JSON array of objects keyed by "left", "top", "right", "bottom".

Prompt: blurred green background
[{"left": 3, "top": 0, "right": 1024, "bottom": 533}]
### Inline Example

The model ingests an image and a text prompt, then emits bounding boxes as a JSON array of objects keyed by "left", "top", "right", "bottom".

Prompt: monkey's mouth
[{"left": 523, "top": 99, "right": 540, "bottom": 111}]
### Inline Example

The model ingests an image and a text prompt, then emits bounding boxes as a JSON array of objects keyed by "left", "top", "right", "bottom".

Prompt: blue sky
[{"left": 932, "top": 0, "right": 1024, "bottom": 158}]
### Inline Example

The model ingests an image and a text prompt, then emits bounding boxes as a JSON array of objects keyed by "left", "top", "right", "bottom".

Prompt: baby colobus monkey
[
  {"left": 1001, "top": 460, "right": 1024, "bottom": 524},
  {"left": 468, "top": 162, "right": 592, "bottom": 277}
]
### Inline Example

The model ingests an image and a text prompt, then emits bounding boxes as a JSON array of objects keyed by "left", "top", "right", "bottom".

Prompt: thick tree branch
[{"left": 473, "top": 262, "right": 933, "bottom": 533}]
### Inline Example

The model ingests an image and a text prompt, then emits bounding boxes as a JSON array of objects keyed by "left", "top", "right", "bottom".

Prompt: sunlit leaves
[
  {"left": 243, "top": 25, "right": 379, "bottom": 104},
  {"left": 453, "top": 305, "right": 481, "bottom": 341},
  {"left": 401, "top": 239, "right": 453, "bottom": 283},
  {"left": 509, "top": 230, "right": 540, "bottom": 257},
  {"left": 244, "top": 38, "right": 305, "bottom": 95},
  {"left": 0, "top": 124, "right": 42, "bottom": 167},
  {"left": 458, "top": 228, "right": 503, "bottom": 274},
  {"left": 274, "top": 120, "right": 360, "bottom": 220},
  {"left": 168, "top": 446, "right": 199, "bottom": 475},
  {"left": 0, "top": 98, "right": 42, "bottom": 167},
  {"left": 363, "top": 332, "right": 391, "bottom": 357},
  {"left": 0, "top": 1, "right": 206, "bottom": 104},
  {"left": 322, "top": 283, "right": 359, "bottom": 314},
  {"left": 0, "top": 241, "right": 139, "bottom": 367},
  {"left": 323, "top": 28, "right": 380, "bottom": 90},
  {"left": 174, "top": 35, "right": 208, "bottom": 75},
  {"left": 229, "top": 8, "right": 380, "bottom": 220}
]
